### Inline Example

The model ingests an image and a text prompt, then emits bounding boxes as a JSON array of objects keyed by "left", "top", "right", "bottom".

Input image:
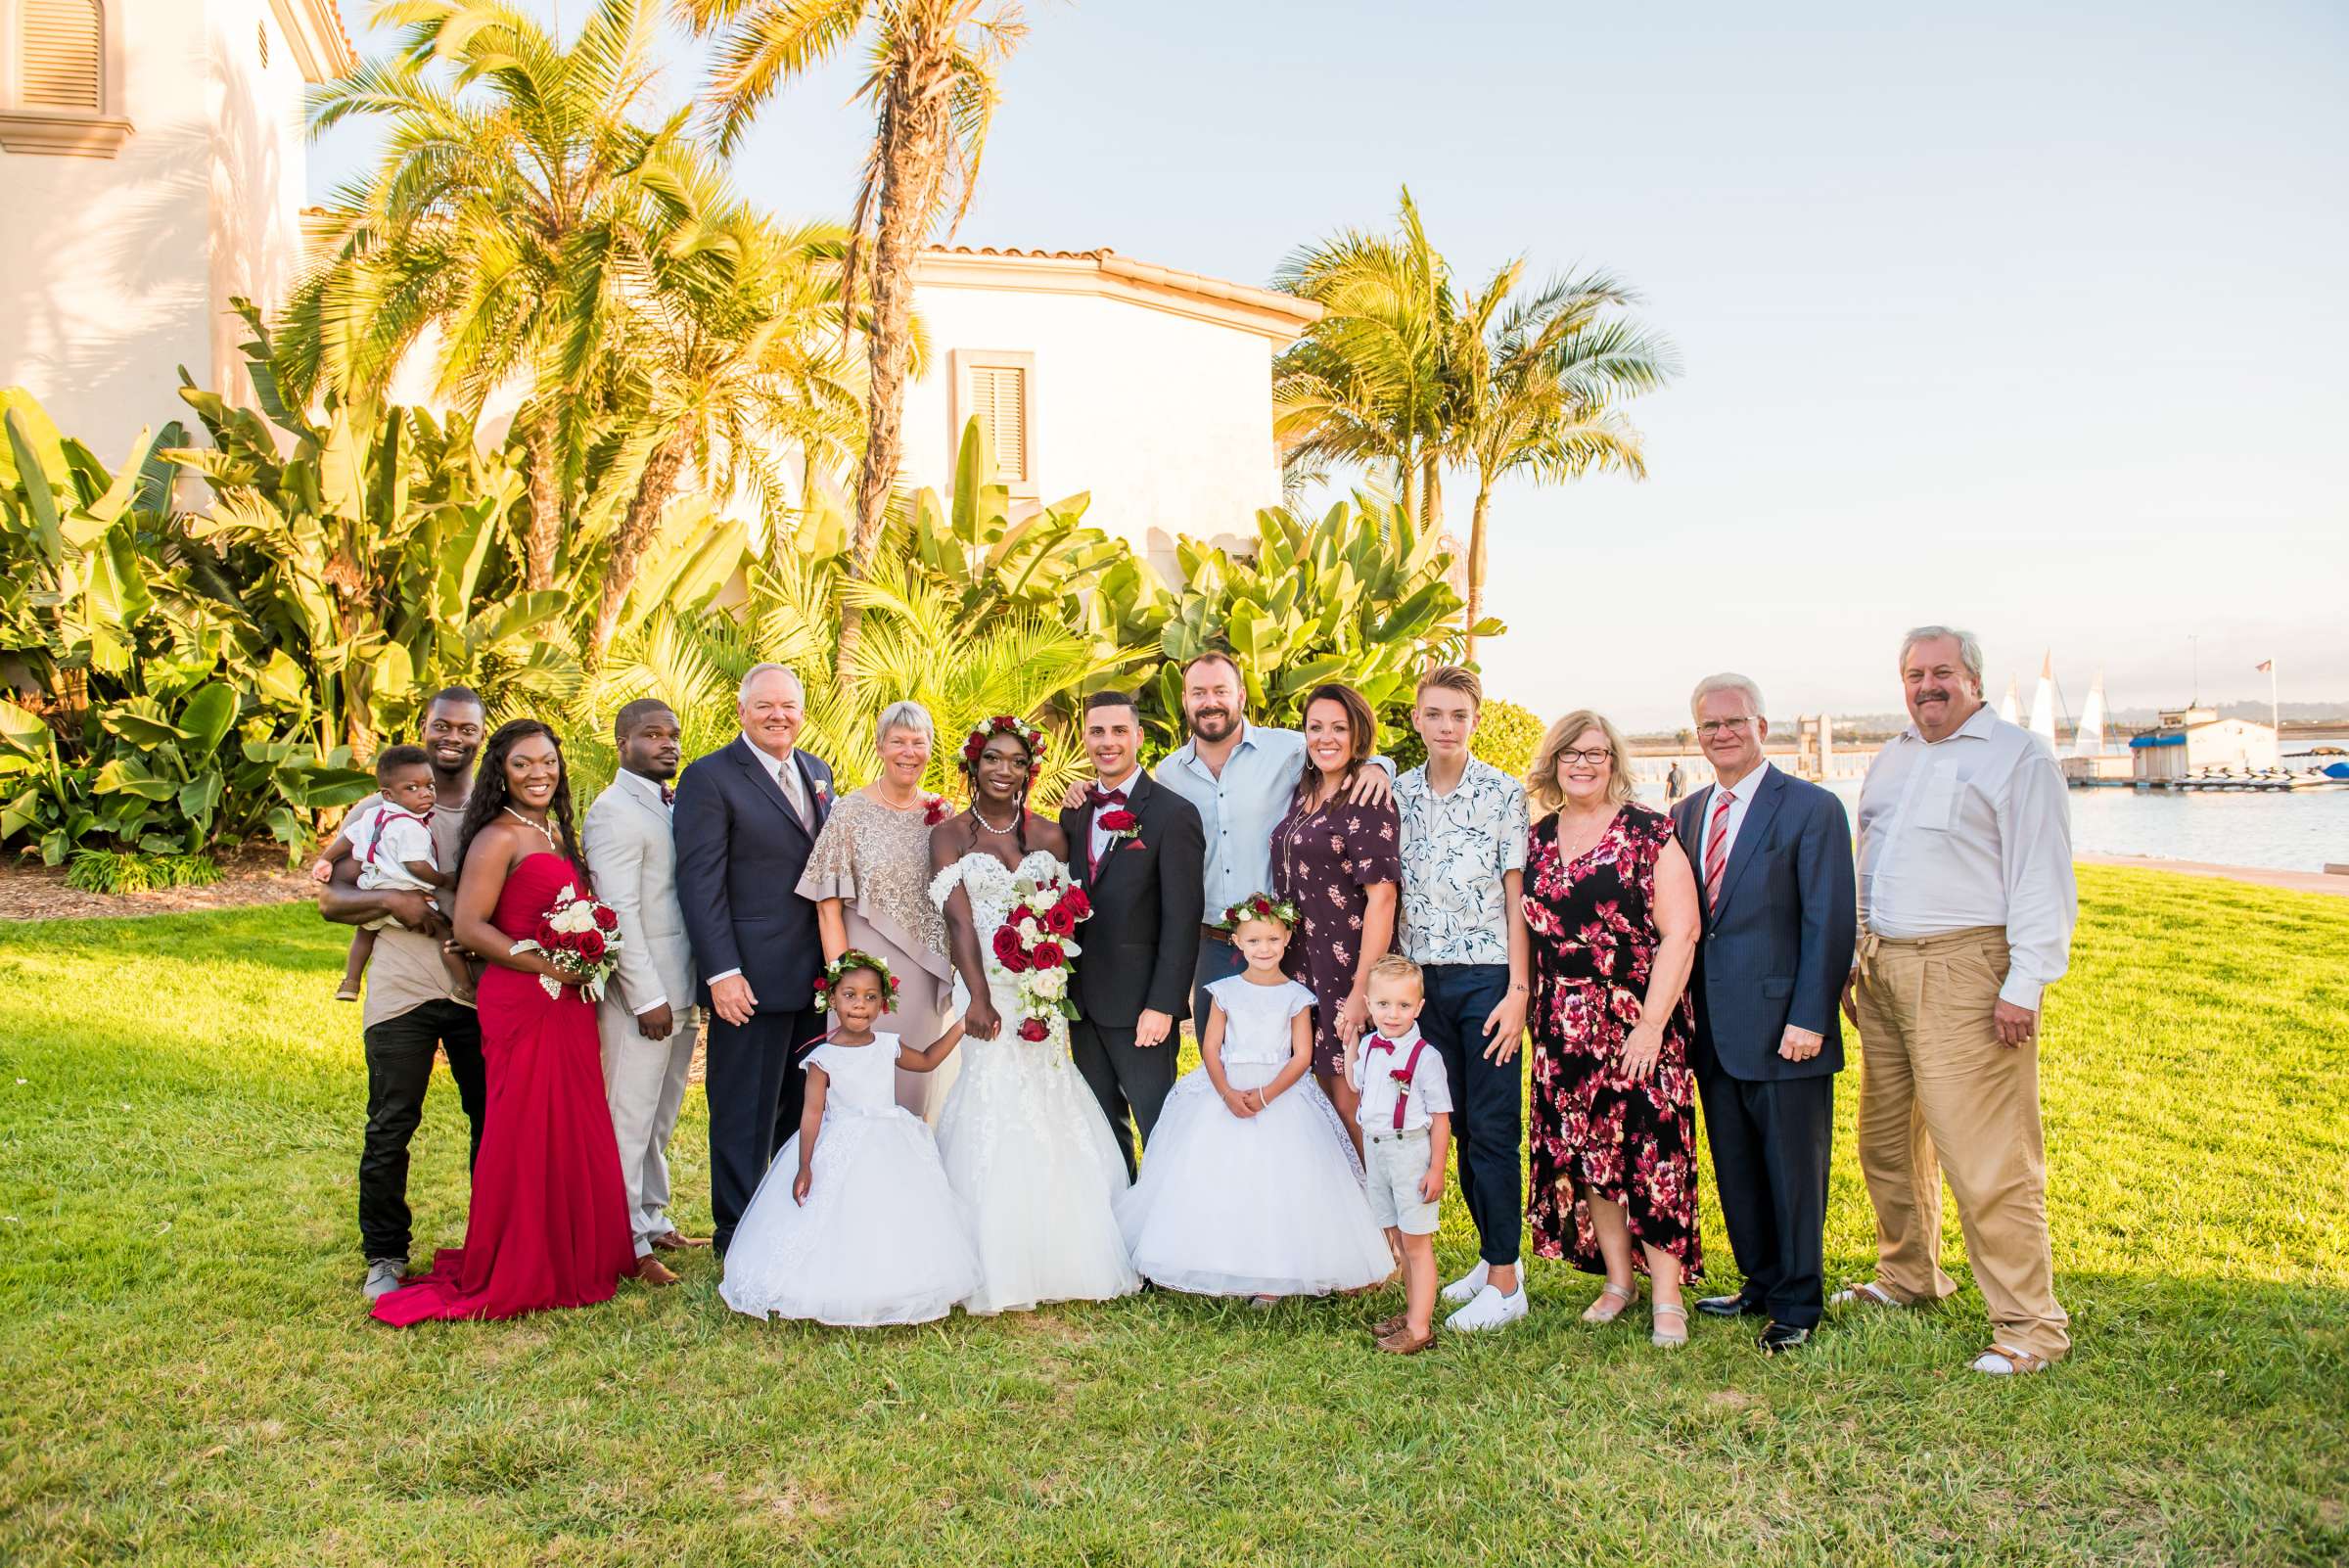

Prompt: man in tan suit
[{"left": 584, "top": 699, "right": 704, "bottom": 1283}]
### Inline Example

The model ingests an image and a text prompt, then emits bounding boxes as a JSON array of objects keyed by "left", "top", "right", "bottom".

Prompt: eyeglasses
[
  {"left": 1695, "top": 719, "right": 1756, "bottom": 738},
  {"left": 1555, "top": 749, "right": 1613, "bottom": 767}
]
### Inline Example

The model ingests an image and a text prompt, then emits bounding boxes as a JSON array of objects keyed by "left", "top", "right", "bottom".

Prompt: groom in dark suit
[
  {"left": 673, "top": 662, "right": 835, "bottom": 1256},
  {"left": 1673, "top": 673, "right": 1856, "bottom": 1353},
  {"left": 1060, "top": 690, "right": 1206, "bottom": 1177}
]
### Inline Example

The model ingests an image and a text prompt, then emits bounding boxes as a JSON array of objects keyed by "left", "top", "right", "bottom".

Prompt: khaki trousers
[
  {"left": 1853, "top": 926, "right": 2070, "bottom": 1361},
  {"left": 598, "top": 998, "right": 702, "bottom": 1259}
]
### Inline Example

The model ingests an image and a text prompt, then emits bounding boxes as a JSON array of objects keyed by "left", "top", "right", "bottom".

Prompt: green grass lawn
[{"left": 3, "top": 865, "right": 2345, "bottom": 1566}]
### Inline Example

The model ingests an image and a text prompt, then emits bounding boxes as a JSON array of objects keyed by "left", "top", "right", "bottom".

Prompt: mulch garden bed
[{"left": 0, "top": 843, "right": 316, "bottom": 923}]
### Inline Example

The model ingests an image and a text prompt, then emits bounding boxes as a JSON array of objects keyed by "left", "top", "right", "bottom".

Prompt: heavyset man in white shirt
[{"left": 1840, "top": 625, "right": 2079, "bottom": 1374}]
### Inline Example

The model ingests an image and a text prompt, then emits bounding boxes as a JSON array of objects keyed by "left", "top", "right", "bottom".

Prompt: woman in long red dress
[{"left": 373, "top": 720, "right": 641, "bottom": 1325}]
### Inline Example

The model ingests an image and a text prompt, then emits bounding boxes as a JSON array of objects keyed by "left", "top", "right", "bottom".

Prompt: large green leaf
[
  {"left": 4, "top": 408, "right": 64, "bottom": 564},
  {"left": 94, "top": 758, "right": 177, "bottom": 800},
  {"left": 177, "top": 769, "right": 224, "bottom": 820},
  {"left": 177, "top": 683, "right": 239, "bottom": 760},
  {"left": 253, "top": 650, "right": 310, "bottom": 709},
  {"left": 100, "top": 704, "right": 194, "bottom": 749}
]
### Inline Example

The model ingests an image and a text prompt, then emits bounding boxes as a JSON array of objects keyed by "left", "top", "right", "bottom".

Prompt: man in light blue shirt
[{"left": 1152, "top": 651, "right": 1393, "bottom": 1024}]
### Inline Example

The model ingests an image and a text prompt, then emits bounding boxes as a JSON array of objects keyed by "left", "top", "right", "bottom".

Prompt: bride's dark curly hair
[{"left": 455, "top": 718, "right": 587, "bottom": 887}]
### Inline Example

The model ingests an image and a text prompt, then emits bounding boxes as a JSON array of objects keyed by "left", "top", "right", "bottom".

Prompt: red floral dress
[
  {"left": 1523, "top": 805, "right": 1703, "bottom": 1279},
  {"left": 1271, "top": 788, "right": 1403, "bottom": 1075}
]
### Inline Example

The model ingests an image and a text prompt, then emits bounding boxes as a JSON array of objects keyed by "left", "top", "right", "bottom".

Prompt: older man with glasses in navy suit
[{"left": 1672, "top": 672, "right": 1855, "bottom": 1354}]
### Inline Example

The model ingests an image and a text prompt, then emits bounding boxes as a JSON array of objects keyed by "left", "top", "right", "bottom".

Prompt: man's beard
[{"left": 1188, "top": 707, "right": 1236, "bottom": 742}]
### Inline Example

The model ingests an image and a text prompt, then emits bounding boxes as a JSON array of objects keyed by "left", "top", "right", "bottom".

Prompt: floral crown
[
  {"left": 813, "top": 948, "right": 900, "bottom": 1012},
  {"left": 959, "top": 715, "right": 1045, "bottom": 780},
  {"left": 1221, "top": 892, "right": 1301, "bottom": 931}
]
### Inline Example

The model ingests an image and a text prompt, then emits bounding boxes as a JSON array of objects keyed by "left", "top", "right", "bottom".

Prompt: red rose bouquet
[
  {"left": 519, "top": 880, "right": 626, "bottom": 1001},
  {"left": 989, "top": 869, "right": 1092, "bottom": 1040}
]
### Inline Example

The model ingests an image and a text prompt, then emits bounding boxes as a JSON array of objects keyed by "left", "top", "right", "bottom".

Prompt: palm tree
[
  {"left": 286, "top": 0, "right": 696, "bottom": 590},
  {"left": 583, "top": 543, "right": 1125, "bottom": 807},
  {"left": 1272, "top": 187, "right": 1453, "bottom": 530},
  {"left": 577, "top": 174, "right": 865, "bottom": 664},
  {"left": 676, "top": 0, "right": 1028, "bottom": 688},
  {"left": 1440, "top": 262, "right": 1678, "bottom": 657}
]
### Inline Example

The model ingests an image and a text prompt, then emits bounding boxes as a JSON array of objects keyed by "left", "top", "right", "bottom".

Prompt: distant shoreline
[{"left": 2077, "top": 854, "right": 2349, "bottom": 898}]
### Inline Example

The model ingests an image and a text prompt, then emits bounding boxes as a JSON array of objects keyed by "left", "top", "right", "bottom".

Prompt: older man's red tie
[{"left": 1703, "top": 789, "right": 1733, "bottom": 913}]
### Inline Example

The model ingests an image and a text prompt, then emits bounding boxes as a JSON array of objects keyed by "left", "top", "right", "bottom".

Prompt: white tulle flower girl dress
[
  {"left": 1116, "top": 974, "right": 1395, "bottom": 1297},
  {"left": 719, "top": 1033, "right": 982, "bottom": 1326}
]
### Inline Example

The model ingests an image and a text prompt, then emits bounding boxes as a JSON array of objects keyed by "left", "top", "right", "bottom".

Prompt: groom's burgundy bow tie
[{"left": 1085, "top": 784, "right": 1128, "bottom": 807}]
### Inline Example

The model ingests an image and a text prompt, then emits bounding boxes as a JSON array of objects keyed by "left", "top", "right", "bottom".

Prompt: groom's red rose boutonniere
[{"left": 1097, "top": 807, "right": 1142, "bottom": 852}]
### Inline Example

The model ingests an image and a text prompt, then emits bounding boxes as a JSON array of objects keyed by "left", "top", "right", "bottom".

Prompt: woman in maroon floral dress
[
  {"left": 1270, "top": 683, "right": 1401, "bottom": 1149},
  {"left": 1521, "top": 709, "right": 1705, "bottom": 1347}
]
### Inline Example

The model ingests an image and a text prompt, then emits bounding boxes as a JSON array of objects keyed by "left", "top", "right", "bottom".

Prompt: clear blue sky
[{"left": 323, "top": 0, "right": 2348, "bottom": 730}]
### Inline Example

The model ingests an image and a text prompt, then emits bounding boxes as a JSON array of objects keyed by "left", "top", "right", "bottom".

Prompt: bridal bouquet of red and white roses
[
  {"left": 517, "top": 882, "right": 624, "bottom": 1002},
  {"left": 987, "top": 871, "right": 1093, "bottom": 1041}
]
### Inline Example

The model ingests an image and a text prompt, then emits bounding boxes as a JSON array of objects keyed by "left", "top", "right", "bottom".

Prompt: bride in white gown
[{"left": 927, "top": 718, "right": 1138, "bottom": 1314}]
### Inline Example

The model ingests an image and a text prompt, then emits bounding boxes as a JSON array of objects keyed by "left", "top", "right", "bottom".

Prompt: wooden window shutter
[
  {"left": 22, "top": 0, "right": 103, "bottom": 111},
  {"left": 967, "top": 364, "right": 1028, "bottom": 483}
]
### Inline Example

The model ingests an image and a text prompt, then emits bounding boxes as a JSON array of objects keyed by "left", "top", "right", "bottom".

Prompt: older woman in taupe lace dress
[{"left": 798, "top": 701, "right": 958, "bottom": 1118}]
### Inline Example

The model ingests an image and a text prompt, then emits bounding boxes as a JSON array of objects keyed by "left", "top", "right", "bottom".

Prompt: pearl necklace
[
  {"left": 503, "top": 805, "right": 559, "bottom": 853},
  {"left": 972, "top": 806, "right": 1020, "bottom": 836}
]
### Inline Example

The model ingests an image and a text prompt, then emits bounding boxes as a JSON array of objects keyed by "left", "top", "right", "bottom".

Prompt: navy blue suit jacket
[
  {"left": 1672, "top": 765, "right": 1857, "bottom": 1083},
  {"left": 671, "top": 735, "right": 835, "bottom": 1015}
]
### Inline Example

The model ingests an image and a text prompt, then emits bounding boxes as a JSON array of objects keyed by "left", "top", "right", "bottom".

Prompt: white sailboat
[
  {"left": 1999, "top": 676, "right": 2021, "bottom": 725},
  {"left": 2074, "top": 669, "right": 2110, "bottom": 758},
  {"left": 2027, "top": 652, "right": 2058, "bottom": 747}
]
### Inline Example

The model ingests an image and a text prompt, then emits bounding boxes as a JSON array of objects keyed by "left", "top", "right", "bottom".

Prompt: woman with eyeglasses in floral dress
[{"left": 1520, "top": 709, "right": 1706, "bottom": 1349}]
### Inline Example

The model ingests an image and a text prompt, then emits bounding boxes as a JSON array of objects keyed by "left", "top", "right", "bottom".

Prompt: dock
[{"left": 2067, "top": 772, "right": 2345, "bottom": 793}]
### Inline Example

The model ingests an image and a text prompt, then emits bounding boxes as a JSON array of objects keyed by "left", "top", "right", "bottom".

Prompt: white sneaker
[
  {"left": 1446, "top": 1282, "right": 1529, "bottom": 1332},
  {"left": 363, "top": 1257, "right": 408, "bottom": 1301},
  {"left": 1441, "top": 1260, "right": 1491, "bottom": 1306}
]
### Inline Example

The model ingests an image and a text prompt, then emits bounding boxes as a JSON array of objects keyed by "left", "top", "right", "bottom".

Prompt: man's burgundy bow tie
[
  {"left": 1086, "top": 785, "right": 1128, "bottom": 807},
  {"left": 660, "top": 784, "right": 675, "bottom": 806}
]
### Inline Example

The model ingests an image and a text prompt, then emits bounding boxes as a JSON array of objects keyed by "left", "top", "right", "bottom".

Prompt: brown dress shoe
[
  {"left": 1376, "top": 1323, "right": 1437, "bottom": 1356},
  {"left": 1369, "top": 1311, "right": 1410, "bottom": 1340},
  {"left": 630, "top": 1256, "right": 681, "bottom": 1286},
  {"left": 649, "top": 1231, "right": 711, "bottom": 1251}
]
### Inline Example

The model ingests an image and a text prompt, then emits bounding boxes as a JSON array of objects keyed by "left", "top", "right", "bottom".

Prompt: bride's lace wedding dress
[{"left": 928, "top": 849, "right": 1139, "bottom": 1314}]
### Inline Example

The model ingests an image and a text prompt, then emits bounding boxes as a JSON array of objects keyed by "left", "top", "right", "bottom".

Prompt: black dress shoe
[
  {"left": 1758, "top": 1321, "right": 1812, "bottom": 1355},
  {"left": 1696, "top": 1291, "right": 1766, "bottom": 1318}
]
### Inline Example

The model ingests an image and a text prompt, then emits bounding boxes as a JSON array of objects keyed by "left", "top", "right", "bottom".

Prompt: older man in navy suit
[
  {"left": 1673, "top": 672, "right": 1856, "bottom": 1353},
  {"left": 673, "top": 663, "right": 835, "bottom": 1257}
]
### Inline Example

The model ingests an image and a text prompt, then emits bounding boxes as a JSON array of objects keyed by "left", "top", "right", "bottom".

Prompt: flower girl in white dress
[
  {"left": 719, "top": 952, "right": 981, "bottom": 1326},
  {"left": 1117, "top": 894, "right": 1395, "bottom": 1300}
]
